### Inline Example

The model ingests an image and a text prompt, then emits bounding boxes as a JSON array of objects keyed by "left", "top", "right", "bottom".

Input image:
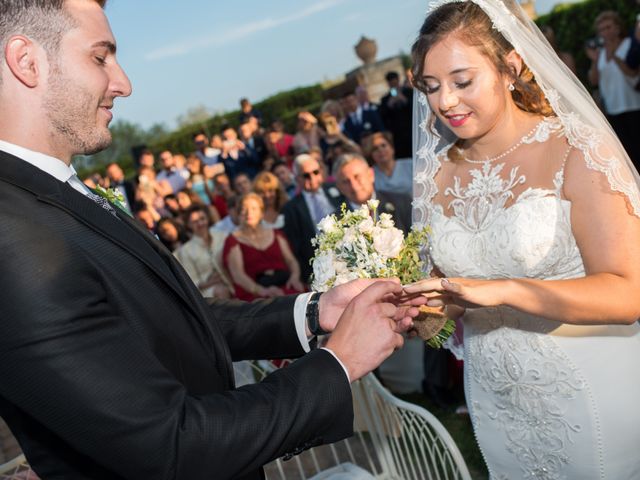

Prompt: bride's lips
[{"left": 445, "top": 113, "right": 471, "bottom": 128}]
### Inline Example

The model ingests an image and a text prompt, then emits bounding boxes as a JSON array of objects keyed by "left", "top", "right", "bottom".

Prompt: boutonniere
[
  {"left": 328, "top": 187, "right": 340, "bottom": 198},
  {"left": 363, "top": 121, "right": 372, "bottom": 130},
  {"left": 94, "top": 185, "right": 130, "bottom": 215},
  {"left": 383, "top": 202, "right": 395, "bottom": 212}
]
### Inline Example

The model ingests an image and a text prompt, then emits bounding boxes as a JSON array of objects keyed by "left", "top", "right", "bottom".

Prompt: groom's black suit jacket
[{"left": 0, "top": 151, "right": 353, "bottom": 480}]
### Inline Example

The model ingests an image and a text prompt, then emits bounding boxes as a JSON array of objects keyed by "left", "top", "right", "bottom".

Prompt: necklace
[{"left": 463, "top": 119, "right": 545, "bottom": 165}]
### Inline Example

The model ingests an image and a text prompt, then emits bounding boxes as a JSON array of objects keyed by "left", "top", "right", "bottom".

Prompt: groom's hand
[
  {"left": 318, "top": 278, "right": 424, "bottom": 333},
  {"left": 324, "top": 280, "right": 416, "bottom": 382}
]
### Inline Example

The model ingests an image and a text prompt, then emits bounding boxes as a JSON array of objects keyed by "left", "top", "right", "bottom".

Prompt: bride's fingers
[
  {"left": 402, "top": 277, "right": 446, "bottom": 294},
  {"left": 426, "top": 293, "right": 456, "bottom": 307},
  {"left": 441, "top": 278, "right": 463, "bottom": 295}
]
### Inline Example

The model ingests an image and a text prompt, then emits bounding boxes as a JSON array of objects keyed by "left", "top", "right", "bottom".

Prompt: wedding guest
[
  {"left": 319, "top": 108, "right": 361, "bottom": 173},
  {"left": 252, "top": 171, "right": 287, "bottom": 229},
  {"left": 156, "top": 149, "right": 189, "bottom": 195},
  {"left": 265, "top": 120, "right": 295, "bottom": 167},
  {"left": 223, "top": 193, "right": 304, "bottom": 300},
  {"left": 587, "top": 10, "right": 640, "bottom": 167},
  {"left": 162, "top": 192, "right": 181, "bottom": 218},
  {"left": 238, "top": 97, "right": 262, "bottom": 125},
  {"left": 333, "top": 153, "right": 412, "bottom": 234},
  {"left": 341, "top": 91, "right": 384, "bottom": 144},
  {"left": 626, "top": 10, "right": 640, "bottom": 72},
  {"left": 232, "top": 172, "right": 252, "bottom": 196},
  {"left": 174, "top": 205, "right": 233, "bottom": 299},
  {"left": 135, "top": 165, "right": 167, "bottom": 215},
  {"left": 136, "top": 148, "right": 155, "bottom": 170},
  {"left": 193, "top": 131, "right": 221, "bottom": 166},
  {"left": 319, "top": 99, "right": 346, "bottom": 131},
  {"left": 185, "top": 153, "right": 214, "bottom": 205},
  {"left": 292, "top": 111, "right": 322, "bottom": 155},
  {"left": 362, "top": 131, "right": 413, "bottom": 195},
  {"left": 211, "top": 195, "right": 240, "bottom": 234},
  {"left": 271, "top": 160, "right": 297, "bottom": 198},
  {"left": 355, "top": 85, "right": 379, "bottom": 113},
  {"left": 282, "top": 154, "right": 345, "bottom": 283},
  {"left": 156, "top": 217, "right": 186, "bottom": 252},
  {"left": 219, "top": 124, "right": 261, "bottom": 180},
  {"left": 105, "top": 162, "right": 134, "bottom": 212},
  {"left": 380, "top": 71, "right": 414, "bottom": 159},
  {"left": 211, "top": 172, "right": 232, "bottom": 217},
  {"left": 239, "top": 117, "right": 268, "bottom": 167},
  {"left": 176, "top": 188, "right": 220, "bottom": 224},
  {"left": 135, "top": 206, "right": 157, "bottom": 232}
]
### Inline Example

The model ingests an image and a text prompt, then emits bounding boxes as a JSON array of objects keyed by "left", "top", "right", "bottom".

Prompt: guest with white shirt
[
  {"left": 174, "top": 205, "right": 233, "bottom": 299},
  {"left": 587, "top": 10, "right": 640, "bottom": 167}
]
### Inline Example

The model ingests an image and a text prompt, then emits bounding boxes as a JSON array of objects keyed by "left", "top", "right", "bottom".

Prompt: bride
[{"left": 404, "top": 0, "right": 640, "bottom": 478}]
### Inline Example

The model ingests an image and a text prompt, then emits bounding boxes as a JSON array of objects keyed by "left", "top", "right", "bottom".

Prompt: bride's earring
[{"left": 508, "top": 83, "right": 515, "bottom": 92}]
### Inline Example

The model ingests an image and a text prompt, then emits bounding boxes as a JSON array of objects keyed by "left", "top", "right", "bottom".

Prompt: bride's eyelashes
[{"left": 424, "top": 79, "right": 473, "bottom": 95}]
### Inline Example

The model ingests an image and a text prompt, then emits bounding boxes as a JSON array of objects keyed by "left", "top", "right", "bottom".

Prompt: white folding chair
[{"left": 262, "top": 362, "right": 471, "bottom": 480}]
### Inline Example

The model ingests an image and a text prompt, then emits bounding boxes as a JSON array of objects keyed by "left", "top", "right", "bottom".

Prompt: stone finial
[{"left": 354, "top": 36, "right": 377, "bottom": 65}]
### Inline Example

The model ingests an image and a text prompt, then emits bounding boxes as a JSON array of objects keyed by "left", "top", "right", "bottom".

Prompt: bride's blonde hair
[{"left": 411, "top": 2, "right": 554, "bottom": 159}]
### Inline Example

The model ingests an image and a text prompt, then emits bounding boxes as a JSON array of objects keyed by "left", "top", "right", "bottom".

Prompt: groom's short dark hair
[{"left": 0, "top": 0, "right": 107, "bottom": 84}]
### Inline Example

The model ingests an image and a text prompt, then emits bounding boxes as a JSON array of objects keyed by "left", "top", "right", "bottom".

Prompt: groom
[{"left": 0, "top": 1, "right": 418, "bottom": 479}]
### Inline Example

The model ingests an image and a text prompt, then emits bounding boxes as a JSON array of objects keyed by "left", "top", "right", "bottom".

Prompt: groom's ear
[{"left": 504, "top": 49, "right": 523, "bottom": 81}]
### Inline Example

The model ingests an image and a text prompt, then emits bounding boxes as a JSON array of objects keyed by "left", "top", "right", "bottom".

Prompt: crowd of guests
[{"left": 84, "top": 77, "right": 416, "bottom": 306}]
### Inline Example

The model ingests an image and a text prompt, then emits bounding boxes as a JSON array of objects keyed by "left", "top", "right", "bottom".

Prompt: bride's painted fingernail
[{"left": 441, "top": 278, "right": 450, "bottom": 285}]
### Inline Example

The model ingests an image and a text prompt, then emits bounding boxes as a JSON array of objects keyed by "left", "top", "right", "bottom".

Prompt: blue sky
[{"left": 105, "top": 0, "right": 571, "bottom": 130}]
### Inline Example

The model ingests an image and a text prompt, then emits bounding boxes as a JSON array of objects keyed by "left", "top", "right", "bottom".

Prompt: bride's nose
[{"left": 439, "top": 86, "right": 459, "bottom": 111}]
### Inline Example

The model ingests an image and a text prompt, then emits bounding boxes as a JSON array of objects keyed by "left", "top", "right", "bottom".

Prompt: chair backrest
[{"left": 256, "top": 360, "right": 471, "bottom": 480}]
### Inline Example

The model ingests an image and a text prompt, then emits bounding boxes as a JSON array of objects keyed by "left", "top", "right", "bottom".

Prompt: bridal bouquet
[{"left": 310, "top": 200, "right": 455, "bottom": 348}]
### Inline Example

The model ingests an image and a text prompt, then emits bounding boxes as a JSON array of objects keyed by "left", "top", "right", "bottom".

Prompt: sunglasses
[{"left": 302, "top": 169, "right": 321, "bottom": 180}]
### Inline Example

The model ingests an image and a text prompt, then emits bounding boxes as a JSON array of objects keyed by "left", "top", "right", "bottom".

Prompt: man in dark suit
[
  {"left": 341, "top": 91, "right": 385, "bottom": 145},
  {"left": 379, "top": 71, "right": 414, "bottom": 159},
  {"left": 282, "top": 154, "right": 345, "bottom": 284},
  {"left": 332, "top": 153, "right": 413, "bottom": 234},
  {"left": 0, "top": 2, "right": 421, "bottom": 479}
]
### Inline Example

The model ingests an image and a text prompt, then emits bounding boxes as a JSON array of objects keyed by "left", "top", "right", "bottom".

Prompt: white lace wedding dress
[{"left": 427, "top": 119, "right": 640, "bottom": 479}]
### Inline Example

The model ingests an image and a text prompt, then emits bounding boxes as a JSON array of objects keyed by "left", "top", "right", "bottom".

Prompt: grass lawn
[{"left": 398, "top": 392, "right": 489, "bottom": 480}]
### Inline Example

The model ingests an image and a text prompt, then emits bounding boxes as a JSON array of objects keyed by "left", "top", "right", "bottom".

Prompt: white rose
[
  {"left": 355, "top": 205, "right": 369, "bottom": 218},
  {"left": 378, "top": 213, "right": 395, "bottom": 229},
  {"left": 334, "top": 270, "right": 360, "bottom": 286},
  {"left": 357, "top": 216, "right": 375, "bottom": 235},
  {"left": 311, "top": 251, "right": 336, "bottom": 291},
  {"left": 367, "top": 198, "right": 380, "bottom": 211},
  {"left": 341, "top": 227, "right": 358, "bottom": 246},
  {"left": 334, "top": 259, "right": 349, "bottom": 274},
  {"left": 318, "top": 215, "right": 338, "bottom": 234},
  {"left": 372, "top": 227, "right": 404, "bottom": 259}
]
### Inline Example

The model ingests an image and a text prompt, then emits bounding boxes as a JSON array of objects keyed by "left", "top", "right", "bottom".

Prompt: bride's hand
[{"left": 403, "top": 277, "right": 505, "bottom": 309}]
